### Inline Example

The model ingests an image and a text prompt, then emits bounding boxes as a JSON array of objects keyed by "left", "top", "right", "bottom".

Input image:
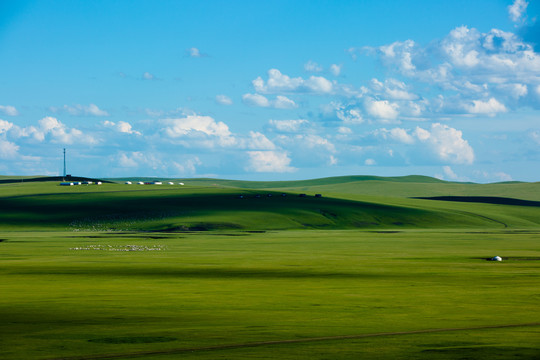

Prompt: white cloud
[
  {"left": 246, "top": 151, "right": 295, "bottom": 173},
  {"left": 51, "top": 104, "right": 109, "bottom": 117},
  {"left": 330, "top": 64, "right": 342, "bottom": 76},
  {"left": 253, "top": 69, "right": 334, "bottom": 94},
  {"left": 305, "top": 76, "right": 333, "bottom": 93},
  {"left": 216, "top": 95, "right": 233, "bottom": 105},
  {"left": 496, "top": 83, "right": 528, "bottom": 99},
  {"left": 245, "top": 131, "right": 276, "bottom": 150},
  {"left": 335, "top": 105, "right": 363, "bottom": 124},
  {"left": 269, "top": 119, "right": 309, "bottom": 132},
  {"left": 103, "top": 120, "right": 141, "bottom": 135},
  {"left": 0, "top": 119, "right": 14, "bottom": 134},
  {"left": 243, "top": 93, "right": 270, "bottom": 107},
  {"left": 243, "top": 94, "right": 297, "bottom": 109},
  {"left": 494, "top": 172, "right": 513, "bottom": 182},
  {"left": 33, "top": 117, "right": 97, "bottom": 144},
  {"left": 172, "top": 157, "right": 202, "bottom": 175},
  {"left": 0, "top": 139, "right": 19, "bottom": 159},
  {"left": 298, "top": 134, "right": 336, "bottom": 153},
  {"left": 187, "top": 47, "right": 207, "bottom": 58},
  {"left": 116, "top": 151, "right": 163, "bottom": 171},
  {"left": 377, "top": 39, "right": 417, "bottom": 75},
  {"left": 364, "top": 158, "right": 376, "bottom": 165},
  {"left": 508, "top": 0, "right": 528, "bottom": 23},
  {"left": 365, "top": 98, "right": 399, "bottom": 120},
  {"left": 375, "top": 127, "right": 415, "bottom": 144},
  {"left": 371, "top": 24, "right": 540, "bottom": 114},
  {"left": 273, "top": 95, "right": 298, "bottom": 109},
  {"left": 0, "top": 105, "right": 19, "bottom": 116},
  {"left": 5, "top": 117, "right": 96, "bottom": 145},
  {"left": 371, "top": 78, "right": 418, "bottom": 101},
  {"left": 143, "top": 72, "right": 155, "bottom": 80},
  {"left": 415, "top": 123, "right": 474, "bottom": 164},
  {"left": 443, "top": 165, "right": 459, "bottom": 180},
  {"left": 161, "top": 115, "right": 236, "bottom": 147},
  {"left": 338, "top": 126, "right": 352, "bottom": 134},
  {"left": 465, "top": 98, "right": 507, "bottom": 115},
  {"left": 304, "top": 60, "right": 323, "bottom": 72},
  {"left": 530, "top": 130, "right": 540, "bottom": 145}
]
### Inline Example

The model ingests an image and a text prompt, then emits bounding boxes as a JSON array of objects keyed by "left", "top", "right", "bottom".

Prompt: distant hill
[
  {"left": 0, "top": 175, "right": 114, "bottom": 184},
  {"left": 1, "top": 176, "right": 540, "bottom": 231},
  {"left": 106, "top": 175, "right": 538, "bottom": 201}
]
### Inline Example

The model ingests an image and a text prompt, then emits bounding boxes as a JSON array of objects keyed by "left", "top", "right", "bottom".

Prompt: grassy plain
[{"left": 0, "top": 177, "right": 539, "bottom": 359}]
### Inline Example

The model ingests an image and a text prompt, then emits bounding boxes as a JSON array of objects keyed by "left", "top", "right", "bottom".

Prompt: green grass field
[{"left": 1, "top": 176, "right": 539, "bottom": 359}]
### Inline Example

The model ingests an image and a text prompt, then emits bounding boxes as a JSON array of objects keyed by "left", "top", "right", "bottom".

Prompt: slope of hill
[{"left": 0, "top": 177, "right": 539, "bottom": 231}]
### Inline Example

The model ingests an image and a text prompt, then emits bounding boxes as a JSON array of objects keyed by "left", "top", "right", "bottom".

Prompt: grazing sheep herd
[{"left": 70, "top": 244, "right": 165, "bottom": 251}]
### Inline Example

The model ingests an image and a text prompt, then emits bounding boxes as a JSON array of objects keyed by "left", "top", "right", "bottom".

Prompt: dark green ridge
[
  {"left": 415, "top": 196, "right": 540, "bottom": 207},
  {"left": 0, "top": 176, "right": 114, "bottom": 184}
]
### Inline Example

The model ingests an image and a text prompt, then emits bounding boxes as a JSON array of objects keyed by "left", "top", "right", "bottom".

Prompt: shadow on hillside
[{"left": 413, "top": 196, "right": 540, "bottom": 207}]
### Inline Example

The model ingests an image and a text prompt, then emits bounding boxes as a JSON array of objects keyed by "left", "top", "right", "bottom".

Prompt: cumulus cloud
[
  {"left": 246, "top": 151, "right": 295, "bottom": 173},
  {"left": 51, "top": 104, "right": 109, "bottom": 117},
  {"left": 508, "top": 0, "right": 528, "bottom": 23},
  {"left": 103, "top": 120, "right": 141, "bottom": 135},
  {"left": 243, "top": 131, "right": 276, "bottom": 150},
  {"left": 215, "top": 94, "right": 233, "bottom": 105},
  {"left": 364, "top": 158, "right": 376, "bottom": 165},
  {"left": 0, "top": 105, "right": 19, "bottom": 116},
  {"left": 30, "top": 117, "right": 97, "bottom": 144},
  {"left": 253, "top": 69, "right": 334, "bottom": 94},
  {"left": 334, "top": 104, "right": 364, "bottom": 124},
  {"left": 304, "top": 60, "right": 323, "bottom": 72},
  {"left": 269, "top": 119, "right": 309, "bottom": 132},
  {"left": 243, "top": 94, "right": 297, "bottom": 109},
  {"left": 370, "top": 78, "right": 418, "bottom": 100},
  {"left": 443, "top": 165, "right": 459, "bottom": 180},
  {"left": 365, "top": 98, "right": 399, "bottom": 120},
  {"left": 243, "top": 93, "right": 270, "bottom": 107},
  {"left": 464, "top": 98, "right": 507, "bottom": 115},
  {"left": 187, "top": 47, "right": 208, "bottom": 58},
  {"left": 161, "top": 115, "right": 236, "bottom": 147},
  {"left": 330, "top": 64, "right": 342, "bottom": 76},
  {"left": 172, "top": 157, "right": 202, "bottom": 175},
  {"left": 375, "top": 127, "right": 415, "bottom": 144},
  {"left": 116, "top": 151, "right": 162, "bottom": 170},
  {"left": 0, "top": 119, "right": 14, "bottom": 134},
  {"left": 0, "top": 139, "right": 19, "bottom": 159},
  {"left": 370, "top": 24, "right": 540, "bottom": 113},
  {"left": 143, "top": 72, "right": 155, "bottom": 80},
  {"left": 415, "top": 123, "right": 474, "bottom": 164}
]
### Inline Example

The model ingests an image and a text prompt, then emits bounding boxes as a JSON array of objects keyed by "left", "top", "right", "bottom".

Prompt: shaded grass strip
[{"left": 47, "top": 322, "right": 540, "bottom": 360}]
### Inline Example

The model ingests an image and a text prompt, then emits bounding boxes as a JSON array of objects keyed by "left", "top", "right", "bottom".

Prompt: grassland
[{"left": 1, "top": 176, "right": 539, "bottom": 359}]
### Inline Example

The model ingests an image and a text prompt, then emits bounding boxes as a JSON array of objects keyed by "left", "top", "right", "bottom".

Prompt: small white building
[
  {"left": 125, "top": 181, "right": 132, "bottom": 185},
  {"left": 60, "top": 182, "right": 74, "bottom": 186},
  {"left": 152, "top": 181, "right": 162, "bottom": 185},
  {"left": 491, "top": 256, "right": 502, "bottom": 261},
  {"left": 138, "top": 181, "right": 144, "bottom": 185},
  {"left": 179, "top": 182, "right": 185, "bottom": 185},
  {"left": 168, "top": 182, "right": 174, "bottom": 185}
]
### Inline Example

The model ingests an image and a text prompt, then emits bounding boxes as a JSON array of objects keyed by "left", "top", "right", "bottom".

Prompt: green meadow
[{"left": 1, "top": 176, "right": 539, "bottom": 359}]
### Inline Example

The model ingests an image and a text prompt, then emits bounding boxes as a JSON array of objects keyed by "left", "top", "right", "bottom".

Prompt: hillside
[{"left": 1, "top": 176, "right": 539, "bottom": 231}]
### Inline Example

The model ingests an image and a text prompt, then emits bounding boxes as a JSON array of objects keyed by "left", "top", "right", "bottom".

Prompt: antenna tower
[{"left": 63, "top": 148, "right": 66, "bottom": 178}]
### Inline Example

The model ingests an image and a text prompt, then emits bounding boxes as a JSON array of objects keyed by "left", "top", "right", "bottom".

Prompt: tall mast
[{"left": 63, "top": 148, "right": 66, "bottom": 178}]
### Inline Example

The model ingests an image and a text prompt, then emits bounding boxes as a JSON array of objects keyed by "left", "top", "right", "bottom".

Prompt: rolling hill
[{"left": 0, "top": 175, "right": 539, "bottom": 231}]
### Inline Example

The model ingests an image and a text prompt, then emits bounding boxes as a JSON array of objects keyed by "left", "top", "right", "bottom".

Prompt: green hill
[{"left": 1, "top": 176, "right": 539, "bottom": 231}]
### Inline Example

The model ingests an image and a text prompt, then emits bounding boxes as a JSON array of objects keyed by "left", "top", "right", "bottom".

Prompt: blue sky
[{"left": 1, "top": 0, "right": 539, "bottom": 182}]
